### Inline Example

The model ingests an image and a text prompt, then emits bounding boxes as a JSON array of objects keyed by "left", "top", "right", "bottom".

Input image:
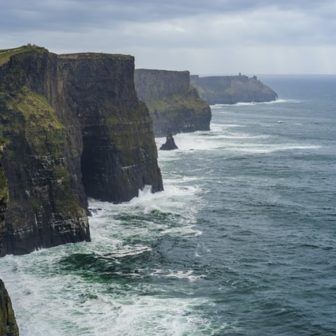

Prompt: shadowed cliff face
[
  {"left": 135, "top": 69, "right": 211, "bottom": 137},
  {"left": 190, "top": 75, "right": 278, "bottom": 104},
  {"left": 0, "top": 46, "right": 163, "bottom": 256},
  {"left": 58, "top": 54, "right": 163, "bottom": 202},
  {"left": 0, "top": 158, "right": 19, "bottom": 336}
]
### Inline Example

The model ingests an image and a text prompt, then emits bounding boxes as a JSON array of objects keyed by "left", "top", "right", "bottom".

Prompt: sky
[{"left": 0, "top": 0, "right": 336, "bottom": 75}]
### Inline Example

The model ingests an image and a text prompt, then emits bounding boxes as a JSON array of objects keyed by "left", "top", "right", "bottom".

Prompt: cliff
[
  {"left": 0, "top": 46, "right": 90, "bottom": 256},
  {"left": 190, "top": 75, "right": 278, "bottom": 104},
  {"left": 0, "top": 155, "right": 19, "bottom": 335},
  {"left": 58, "top": 54, "right": 163, "bottom": 202},
  {"left": 134, "top": 69, "right": 211, "bottom": 137},
  {"left": 0, "top": 45, "right": 162, "bottom": 256}
]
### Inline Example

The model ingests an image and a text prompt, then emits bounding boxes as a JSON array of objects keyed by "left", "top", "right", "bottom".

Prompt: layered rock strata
[
  {"left": 191, "top": 74, "right": 278, "bottom": 104},
  {"left": 0, "top": 158, "right": 19, "bottom": 336},
  {"left": 135, "top": 69, "right": 211, "bottom": 136},
  {"left": 0, "top": 45, "right": 162, "bottom": 256}
]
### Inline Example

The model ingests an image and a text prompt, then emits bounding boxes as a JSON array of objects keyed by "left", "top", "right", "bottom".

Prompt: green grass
[
  {"left": 146, "top": 92, "right": 209, "bottom": 116},
  {"left": 0, "top": 45, "right": 47, "bottom": 66},
  {"left": 3, "top": 87, "right": 84, "bottom": 216},
  {"left": 5, "top": 87, "right": 64, "bottom": 155},
  {"left": 59, "top": 52, "right": 133, "bottom": 61}
]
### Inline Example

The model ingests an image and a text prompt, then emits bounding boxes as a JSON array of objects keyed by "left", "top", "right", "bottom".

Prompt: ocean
[{"left": 0, "top": 75, "right": 335, "bottom": 336}]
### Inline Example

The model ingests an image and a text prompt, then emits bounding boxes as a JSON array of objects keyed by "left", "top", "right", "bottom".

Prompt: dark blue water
[{"left": 0, "top": 76, "right": 335, "bottom": 335}]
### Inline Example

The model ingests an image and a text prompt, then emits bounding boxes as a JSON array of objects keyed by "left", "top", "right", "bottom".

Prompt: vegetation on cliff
[
  {"left": 0, "top": 45, "right": 47, "bottom": 66},
  {"left": 0, "top": 45, "right": 162, "bottom": 256},
  {"left": 135, "top": 69, "right": 211, "bottom": 137},
  {"left": 7, "top": 87, "right": 64, "bottom": 152}
]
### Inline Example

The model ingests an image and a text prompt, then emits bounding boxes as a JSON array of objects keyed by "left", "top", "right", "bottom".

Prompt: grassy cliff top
[
  {"left": 136, "top": 68, "right": 190, "bottom": 75},
  {"left": 0, "top": 45, "right": 48, "bottom": 66},
  {"left": 0, "top": 46, "right": 132, "bottom": 66},
  {"left": 59, "top": 52, "right": 133, "bottom": 61}
]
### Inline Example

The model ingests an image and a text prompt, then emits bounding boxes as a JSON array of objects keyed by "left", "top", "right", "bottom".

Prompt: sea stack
[
  {"left": 160, "top": 134, "right": 178, "bottom": 151},
  {"left": 0, "top": 280, "right": 19, "bottom": 336}
]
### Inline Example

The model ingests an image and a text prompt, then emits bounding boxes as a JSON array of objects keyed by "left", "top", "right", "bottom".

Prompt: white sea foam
[
  {"left": 0, "top": 104, "right": 322, "bottom": 335},
  {"left": 88, "top": 182, "right": 203, "bottom": 246},
  {"left": 156, "top": 125, "right": 320, "bottom": 155},
  {"left": 91, "top": 183, "right": 201, "bottom": 215},
  {"left": 150, "top": 269, "right": 205, "bottom": 282},
  {"left": 0, "top": 157, "right": 208, "bottom": 336},
  {"left": 210, "top": 142, "right": 321, "bottom": 154},
  {"left": 0, "top": 180, "right": 206, "bottom": 335},
  {"left": 210, "top": 99, "right": 301, "bottom": 108},
  {"left": 0, "top": 255, "right": 208, "bottom": 336},
  {"left": 210, "top": 123, "right": 242, "bottom": 132}
]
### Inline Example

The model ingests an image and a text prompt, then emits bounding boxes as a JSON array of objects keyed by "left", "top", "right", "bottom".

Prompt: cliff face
[
  {"left": 0, "top": 156, "right": 19, "bottom": 335},
  {"left": 58, "top": 54, "right": 163, "bottom": 202},
  {"left": 135, "top": 69, "right": 211, "bottom": 137},
  {"left": 0, "top": 46, "right": 162, "bottom": 256},
  {"left": 191, "top": 75, "right": 278, "bottom": 105},
  {"left": 0, "top": 46, "right": 90, "bottom": 256}
]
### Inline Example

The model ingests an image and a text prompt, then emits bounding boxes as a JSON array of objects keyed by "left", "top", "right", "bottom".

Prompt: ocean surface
[{"left": 0, "top": 75, "right": 335, "bottom": 336}]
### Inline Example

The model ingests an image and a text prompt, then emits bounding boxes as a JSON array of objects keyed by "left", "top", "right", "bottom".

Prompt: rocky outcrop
[
  {"left": 135, "top": 69, "right": 211, "bottom": 137},
  {"left": 191, "top": 74, "right": 278, "bottom": 104},
  {"left": 0, "top": 280, "right": 19, "bottom": 336},
  {"left": 160, "top": 134, "right": 178, "bottom": 151},
  {"left": 0, "top": 45, "right": 163, "bottom": 256}
]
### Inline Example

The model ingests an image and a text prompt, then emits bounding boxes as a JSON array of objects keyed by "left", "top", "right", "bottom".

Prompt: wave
[
  {"left": 156, "top": 127, "right": 319, "bottom": 155},
  {"left": 0, "top": 175, "right": 206, "bottom": 335},
  {"left": 210, "top": 99, "right": 301, "bottom": 108},
  {"left": 92, "top": 183, "right": 201, "bottom": 214},
  {"left": 150, "top": 269, "right": 205, "bottom": 282},
  {"left": 220, "top": 143, "right": 321, "bottom": 154},
  {"left": 0, "top": 256, "right": 208, "bottom": 336}
]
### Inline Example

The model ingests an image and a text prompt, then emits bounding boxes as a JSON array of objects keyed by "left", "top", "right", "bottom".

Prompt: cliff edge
[
  {"left": 191, "top": 74, "right": 278, "bottom": 104},
  {"left": 135, "top": 69, "right": 211, "bottom": 137}
]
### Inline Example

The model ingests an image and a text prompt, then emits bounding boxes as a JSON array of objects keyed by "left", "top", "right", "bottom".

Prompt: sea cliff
[
  {"left": 0, "top": 45, "right": 162, "bottom": 256},
  {"left": 0, "top": 157, "right": 19, "bottom": 335},
  {"left": 135, "top": 69, "right": 211, "bottom": 136},
  {"left": 191, "top": 74, "right": 278, "bottom": 104}
]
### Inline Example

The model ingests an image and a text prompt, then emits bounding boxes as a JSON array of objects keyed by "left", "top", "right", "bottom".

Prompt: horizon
[{"left": 2, "top": 44, "right": 336, "bottom": 77}]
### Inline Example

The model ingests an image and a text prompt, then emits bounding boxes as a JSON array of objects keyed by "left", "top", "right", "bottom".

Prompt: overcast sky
[{"left": 1, "top": 0, "right": 335, "bottom": 74}]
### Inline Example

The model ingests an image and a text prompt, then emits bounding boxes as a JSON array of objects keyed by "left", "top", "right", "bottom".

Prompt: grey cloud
[
  {"left": 0, "top": 0, "right": 333, "bottom": 32},
  {"left": 0, "top": 0, "right": 335, "bottom": 74}
]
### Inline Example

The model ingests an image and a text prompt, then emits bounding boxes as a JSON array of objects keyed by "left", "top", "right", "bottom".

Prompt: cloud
[
  {"left": 0, "top": 0, "right": 335, "bottom": 73},
  {"left": 0, "top": 0, "right": 333, "bottom": 32}
]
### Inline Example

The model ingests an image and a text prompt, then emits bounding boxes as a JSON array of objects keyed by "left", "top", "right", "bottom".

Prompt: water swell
[
  {"left": 0, "top": 163, "right": 209, "bottom": 336},
  {"left": 0, "top": 83, "right": 335, "bottom": 335}
]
